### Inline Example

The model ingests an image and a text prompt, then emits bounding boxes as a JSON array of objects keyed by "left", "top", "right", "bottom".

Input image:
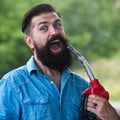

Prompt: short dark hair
[{"left": 21, "top": 3, "right": 60, "bottom": 34}]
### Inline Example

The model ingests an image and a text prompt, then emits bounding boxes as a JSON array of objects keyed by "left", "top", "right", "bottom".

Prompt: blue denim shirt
[{"left": 0, "top": 56, "right": 90, "bottom": 120}]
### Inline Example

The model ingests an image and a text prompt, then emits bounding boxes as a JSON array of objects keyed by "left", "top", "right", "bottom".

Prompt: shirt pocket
[{"left": 22, "top": 96, "right": 51, "bottom": 120}]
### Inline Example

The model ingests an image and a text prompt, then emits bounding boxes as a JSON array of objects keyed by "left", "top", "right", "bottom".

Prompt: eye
[
  {"left": 40, "top": 26, "right": 48, "bottom": 32},
  {"left": 54, "top": 22, "right": 62, "bottom": 29}
]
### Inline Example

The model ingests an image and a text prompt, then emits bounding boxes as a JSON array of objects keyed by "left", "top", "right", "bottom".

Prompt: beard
[{"left": 34, "top": 34, "right": 73, "bottom": 73}]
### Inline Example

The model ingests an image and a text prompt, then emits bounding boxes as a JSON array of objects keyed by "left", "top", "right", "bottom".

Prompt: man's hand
[{"left": 87, "top": 94, "right": 120, "bottom": 120}]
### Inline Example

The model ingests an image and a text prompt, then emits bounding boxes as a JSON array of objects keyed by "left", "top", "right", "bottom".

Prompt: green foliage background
[{"left": 0, "top": 0, "right": 120, "bottom": 101}]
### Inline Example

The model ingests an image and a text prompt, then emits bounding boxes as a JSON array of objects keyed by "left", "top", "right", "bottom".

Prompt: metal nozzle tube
[{"left": 67, "top": 44, "right": 95, "bottom": 81}]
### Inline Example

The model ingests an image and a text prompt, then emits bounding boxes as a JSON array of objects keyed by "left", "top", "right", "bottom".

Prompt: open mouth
[{"left": 49, "top": 40, "right": 62, "bottom": 53}]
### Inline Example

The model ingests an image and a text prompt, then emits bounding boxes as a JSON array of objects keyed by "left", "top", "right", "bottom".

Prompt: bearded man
[{"left": 0, "top": 3, "right": 119, "bottom": 120}]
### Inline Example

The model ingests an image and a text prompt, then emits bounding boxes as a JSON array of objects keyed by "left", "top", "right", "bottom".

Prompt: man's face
[
  {"left": 31, "top": 12, "right": 65, "bottom": 50},
  {"left": 28, "top": 12, "right": 72, "bottom": 72}
]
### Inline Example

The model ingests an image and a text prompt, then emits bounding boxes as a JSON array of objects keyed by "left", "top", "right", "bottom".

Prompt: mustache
[{"left": 47, "top": 34, "right": 67, "bottom": 45}]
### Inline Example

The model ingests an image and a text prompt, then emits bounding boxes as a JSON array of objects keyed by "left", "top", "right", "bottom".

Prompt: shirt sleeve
[{"left": 0, "top": 79, "right": 20, "bottom": 120}]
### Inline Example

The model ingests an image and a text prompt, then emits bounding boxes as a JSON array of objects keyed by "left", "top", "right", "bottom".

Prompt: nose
[{"left": 49, "top": 26, "right": 59, "bottom": 37}]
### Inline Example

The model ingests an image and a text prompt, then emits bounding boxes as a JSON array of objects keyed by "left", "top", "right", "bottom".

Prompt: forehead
[{"left": 31, "top": 12, "right": 61, "bottom": 25}]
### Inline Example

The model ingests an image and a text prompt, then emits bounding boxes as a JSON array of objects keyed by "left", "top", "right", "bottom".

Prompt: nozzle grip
[{"left": 82, "top": 79, "right": 109, "bottom": 100}]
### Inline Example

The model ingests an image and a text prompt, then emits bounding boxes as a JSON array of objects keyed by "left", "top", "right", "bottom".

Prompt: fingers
[
  {"left": 86, "top": 94, "right": 120, "bottom": 120},
  {"left": 87, "top": 94, "right": 106, "bottom": 108},
  {"left": 87, "top": 94, "right": 107, "bottom": 118}
]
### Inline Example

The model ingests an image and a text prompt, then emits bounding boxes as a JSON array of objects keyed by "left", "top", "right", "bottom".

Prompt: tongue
[{"left": 51, "top": 44, "right": 59, "bottom": 50}]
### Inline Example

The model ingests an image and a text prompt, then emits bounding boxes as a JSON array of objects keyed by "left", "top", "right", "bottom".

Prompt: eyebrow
[{"left": 38, "top": 19, "right": 61, "bottom": 26}]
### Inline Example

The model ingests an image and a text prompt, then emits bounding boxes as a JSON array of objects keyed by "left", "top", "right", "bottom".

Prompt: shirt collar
[
  {"left": 26, "top": 56, "right": 73, "bottom": 77},
  {"left": 26, "top": 56, "right": 40, "bottom": 74}
]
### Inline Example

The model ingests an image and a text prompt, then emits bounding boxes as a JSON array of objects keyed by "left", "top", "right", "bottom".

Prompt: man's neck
[{"left": 34, "top": 55, "right": 61, "bottom": 90}]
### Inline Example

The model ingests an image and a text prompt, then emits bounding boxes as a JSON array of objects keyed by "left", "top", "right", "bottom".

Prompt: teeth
[{"left": 51, "top": 40, "right": 60, "bottom": 44}]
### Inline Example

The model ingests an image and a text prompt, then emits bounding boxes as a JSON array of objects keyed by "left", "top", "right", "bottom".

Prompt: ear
[{"left": 24, "top": 34, "right": 34, "bottom": 49}]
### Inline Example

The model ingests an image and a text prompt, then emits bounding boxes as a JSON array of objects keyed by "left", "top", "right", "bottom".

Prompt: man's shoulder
[
  {"left": 69, "top": 70, "right": 85, "bottom": 80},
  {"left": 69, "top": 70, "right": 90, "bottom": 86},
  {"left": 2, "top": 65, "right": 27, "bottom": 78},
  {"left": 0, "top": 65, "right": 29, "bottom": 87},
  {"left": 1, "top": 56, "right": 35, "bottom": 80}
]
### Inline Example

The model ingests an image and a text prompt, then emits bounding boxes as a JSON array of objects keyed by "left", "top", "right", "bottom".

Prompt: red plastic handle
[{"left": 82, "top": 79, "right": 109, "bottom": 100}]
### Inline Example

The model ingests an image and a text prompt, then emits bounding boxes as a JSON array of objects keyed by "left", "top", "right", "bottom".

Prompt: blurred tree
[
  {"left": 62, "top": 0, "right": 120, "bottom": 58},
  {"left": 0, "top": 0, "right": 120, "bottom": 78}
]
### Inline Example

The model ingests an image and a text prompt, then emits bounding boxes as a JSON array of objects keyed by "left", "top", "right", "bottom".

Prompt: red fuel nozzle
[
  {"left": 67, "top": 44, "right": 109, "bottom": 100},
  {"left": 82, "top": 79, "right": 109, "bottom": 100}
]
